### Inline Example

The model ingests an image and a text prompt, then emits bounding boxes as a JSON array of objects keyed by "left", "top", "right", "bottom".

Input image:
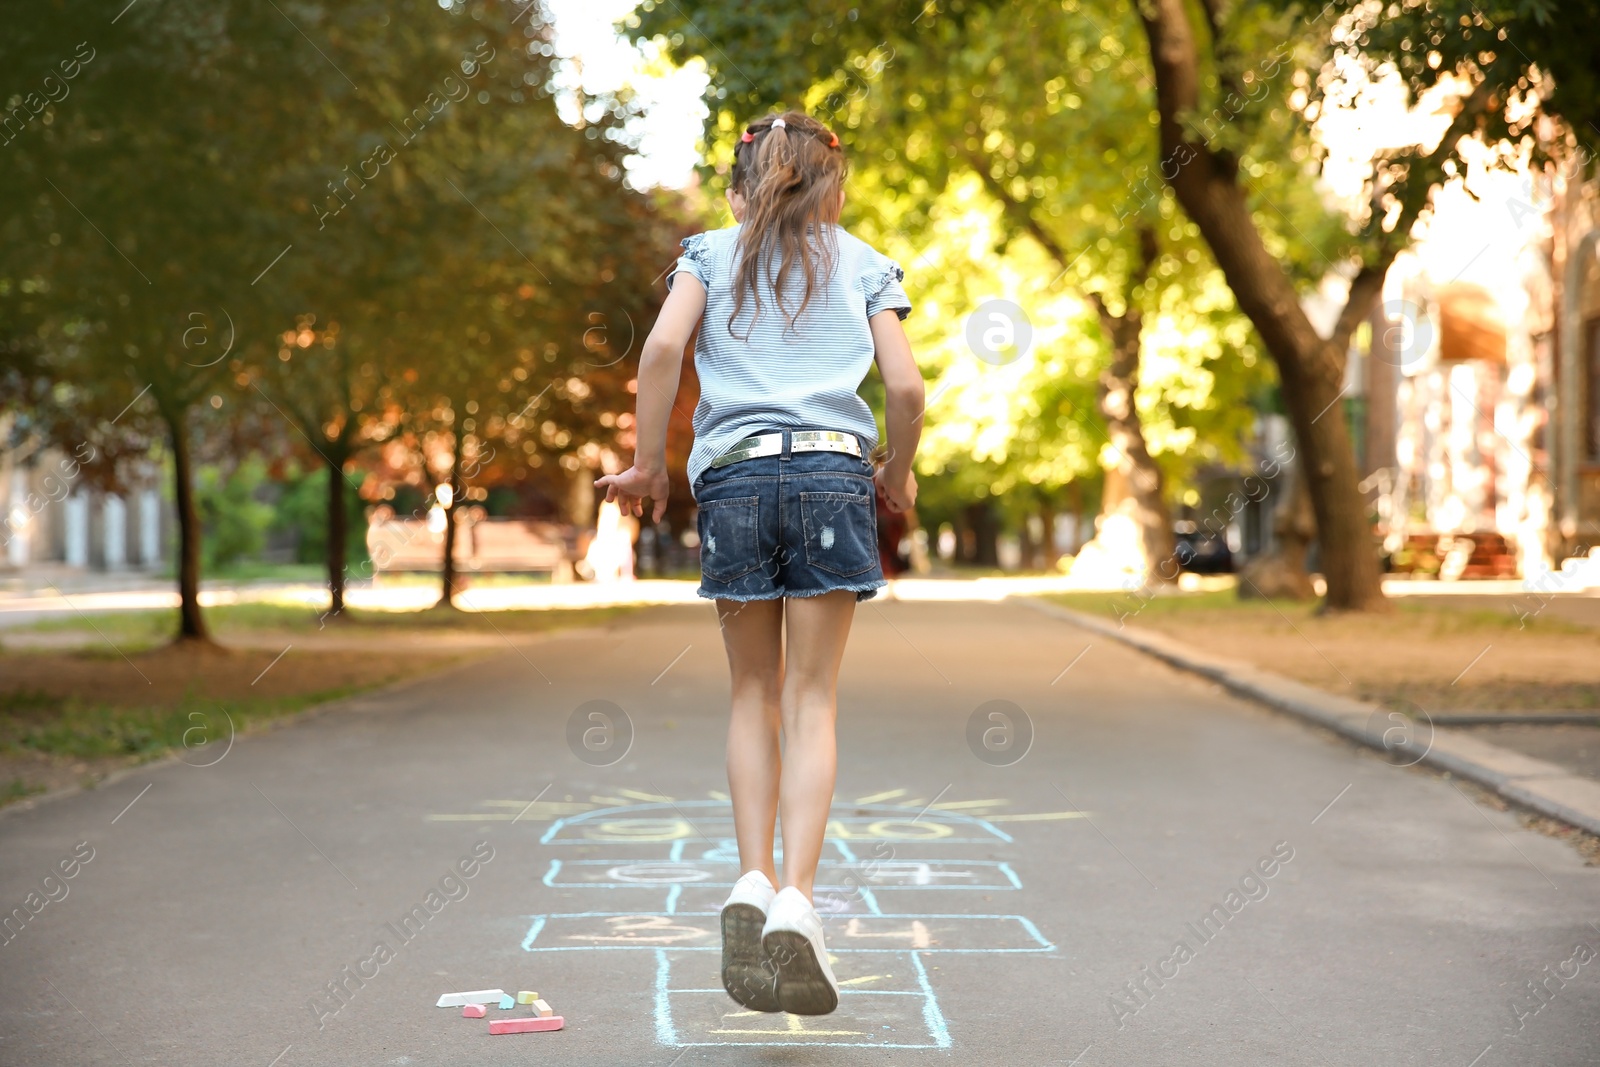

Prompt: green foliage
[
  {"left": 0, "top": 0, "right": 690, "bottom": 608},
  {"left": 1279, "top": 0, "right": 1600, "bottom": 165},
  {"left": 0, "top": 1, "right": 310, "bottom": 449},
  {"left": 1226, "top": 0, "right": 1599, "bottom": 277},
  {"left": 636, "top": 0, "right": 1293, "bottom": 509},
  {"left": 195, "top": 456, "right": 274, "bottom": 569},
  {"left": 270, "top": 466, "right": 371, "bottom": 567}
]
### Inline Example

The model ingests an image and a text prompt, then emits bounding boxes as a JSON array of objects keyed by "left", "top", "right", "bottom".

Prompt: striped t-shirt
[{"left": 667, "top": 223, "right": 912, "bottom": 495}]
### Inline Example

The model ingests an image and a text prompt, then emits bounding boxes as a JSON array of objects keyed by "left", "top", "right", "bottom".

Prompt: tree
[
  {"left": 0, "top": 0, "right": 312, "bottom": 642},
  {"left": 239, "top": 2, "right": 572, "bottom": 616},
  {"left": 366, "top": 106, "right": 674, "bottom": 609},
  {"left": 1302, "top": 0, "right": 1600, "bottom": 158},
  {"left": 1132, "top": 0, "right": 1600, "bottom": 607},
  {"left": 636, "top": 0, "right": 1293, "bottom": 576},
  {"left": 2, "top": 0, "right": 684, "bottom": 628},
  {"left": 1128, "top": 2, "right": 1422, "bottom": 608},
  {"left": 234, "top": 1, "right": 677, "bottom": 612},
  {"left": 250, "top": 310, "right": 401, "bottom": 619}
]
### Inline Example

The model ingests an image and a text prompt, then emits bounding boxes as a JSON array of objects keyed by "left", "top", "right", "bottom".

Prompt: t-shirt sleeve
[
  {"left": 863, "top": 253, "right": 911, "bottom": 320},
  {"left": 666, "top": 232, "right": 709, "bottom": 291}
]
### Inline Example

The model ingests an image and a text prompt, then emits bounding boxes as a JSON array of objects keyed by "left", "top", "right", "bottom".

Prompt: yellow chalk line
[
  {"left": 838, "top": 974, "right": 891, "bottom": 986},
  {"left": 617, "top": 787, "right": 674, "bottom": 802},
  {"left": 987, "top": 811, "right": 1090, "bottom": 822}
]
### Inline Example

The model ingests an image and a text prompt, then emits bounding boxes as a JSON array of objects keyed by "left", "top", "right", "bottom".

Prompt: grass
[
  {"left": 1042, "top": 588, "right": 1590, "bottom": 635},
  {"left": 374, "top": 571, "right": 556, "bottom": 588},
  {"left": 7, "top": 602, "right": 638, "bottom": 651},
  {"left": 1039, "top": 586, "right": 1600, "bottom": 714},
  {"left": 156, "top": 561, "right": 328, "bottom": 583},
  {"left": 3, "top": 778, "right": 47, "bottom": 803},
  {"left": 0, "top": 687, "right": 378, "bottom": 762},
  {"left": 0, "top": 602, "right": 638, "bottom": 804}
]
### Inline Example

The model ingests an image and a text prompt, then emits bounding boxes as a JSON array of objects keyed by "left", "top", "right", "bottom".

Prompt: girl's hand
[
  {"left": 874, "top": 466, "right": 917, "bottom": 513},
  {"left": 594, "top": 466, "right": 670, "bottom": 523}
]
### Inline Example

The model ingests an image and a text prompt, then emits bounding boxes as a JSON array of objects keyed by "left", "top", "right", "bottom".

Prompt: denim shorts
[{"left": 692, "top": 428, "right": 885, "bottom": 603}]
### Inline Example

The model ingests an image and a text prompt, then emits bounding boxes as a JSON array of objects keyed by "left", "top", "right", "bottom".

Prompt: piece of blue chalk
[{"left": 498, "top": 994, "right": 515, "bottom": 1010}]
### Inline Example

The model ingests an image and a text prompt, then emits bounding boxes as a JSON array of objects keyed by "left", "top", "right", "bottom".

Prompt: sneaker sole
[
  {"left": 720, "top": 903, "right": 780, "bottom": 1012},
  {"left": 762, "top": 928, "right": 840, "bottom": 1015}
]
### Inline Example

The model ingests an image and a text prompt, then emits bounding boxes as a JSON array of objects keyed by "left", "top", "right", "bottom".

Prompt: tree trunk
[
  {"left": 1039, "top": 497, "right": 1060, "bottom": 571},
  {"left": 437, "top": 421, "right": 466, "bottom": 609},
  {"left": 1097, "top": 304, "right": 1176, "bottom": 582},
  {"left": 1278, "top": 341, "right": 1383, "bottom": 609},
  {"left": 1138, "top": 0, "right": 1388, "bottom": 611},
  {"left": 1364, "top": 303, "right": 1398, "bottom": 476},
  {"left": 970, "top": 168, "right": 1176, "bottom": 583},
  {"left": 1018, "top": 513, "right": 1037, "bottom": 570},
  {"left": 1239, "top": 457, "right": 1317, "bottom": 600},
  {"left": 325, "top": 455, "right": 349, "bottom": 619},
  {"left": 161, "top": 400, "right": 211, "bottom": 643},
  {"left": 1069, "top": 480, "right": 1086, "bottom": 554},
  {"left": 964, "top": 501, "right": 1000, "bottom": 566}
]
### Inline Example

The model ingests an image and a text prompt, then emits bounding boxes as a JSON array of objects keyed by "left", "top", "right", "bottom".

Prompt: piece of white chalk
[
  {"left": 436, "top": 989, "right": 506, "bottom": 1007},
  {"left": 531, "top": 998, "right": 553, "bottom": 1018},
  {"left": 462, "top": 1004, "right": 486, "bottom": 1018},
  {"left": 489, "top": 1015, "right": 564, "bottom": 1035}
]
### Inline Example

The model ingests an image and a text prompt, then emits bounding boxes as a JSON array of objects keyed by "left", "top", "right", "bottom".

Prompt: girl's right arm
[
  {"left": 868, "top": 308, "right": 923, "bottom": 512},
  {"left": 594, "top": 275, "right": 708, "bottom": 523}
]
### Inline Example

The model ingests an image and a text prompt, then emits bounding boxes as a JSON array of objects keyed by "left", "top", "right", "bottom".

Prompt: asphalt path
[{"left": 1, "top": 599, "right": 1596, "bottom": 1065}]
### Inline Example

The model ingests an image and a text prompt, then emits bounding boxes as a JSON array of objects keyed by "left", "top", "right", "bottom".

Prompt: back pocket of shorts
[
  {"left": 799, "top": 491, "right": 876, "bottom": 577},
  {"left": 698, "top": 496, "right": 761, "bottom": 583}
]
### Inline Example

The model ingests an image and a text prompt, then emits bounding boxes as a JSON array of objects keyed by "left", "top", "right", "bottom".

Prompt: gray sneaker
[
  {"left": 720, "top": 871, "right": 780, "bottom": 1011},
  {"left": 761, "top": 886, "right": 840, "bottom": 1015}
]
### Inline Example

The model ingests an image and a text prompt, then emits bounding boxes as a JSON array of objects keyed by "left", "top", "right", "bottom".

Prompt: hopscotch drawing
[{"left": 516, "top": 794, "right": 1061, "bottom": 1049}]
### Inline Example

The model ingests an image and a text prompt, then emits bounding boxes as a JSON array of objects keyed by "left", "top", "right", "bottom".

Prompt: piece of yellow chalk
[
  {"left": 516, "top": 990, "right": 538, "bottom": 1004},
  {"left": 462, "top": 1004, "right": 486, "bottom": 1018}
]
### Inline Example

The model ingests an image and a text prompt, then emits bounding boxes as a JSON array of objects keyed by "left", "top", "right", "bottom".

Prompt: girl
[{"left": 595, "top": 110, "right": 923, "bottom": 1016}]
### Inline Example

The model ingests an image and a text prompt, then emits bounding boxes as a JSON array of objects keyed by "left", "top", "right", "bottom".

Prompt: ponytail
[{"left": 727, "top": 111, "right": 847, "bottom": 338}]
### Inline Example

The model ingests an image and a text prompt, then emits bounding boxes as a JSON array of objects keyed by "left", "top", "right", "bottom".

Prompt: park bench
[
  {"left": 365, "top": 506, "right": 581, "bottom": 581},
  {"left": 1388, "top": 531, "right": 1516, "bottom": 579}
]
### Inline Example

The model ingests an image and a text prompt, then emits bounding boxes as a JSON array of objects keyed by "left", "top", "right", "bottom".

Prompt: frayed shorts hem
[{"left": 697, "top": 579, "right": 884, "bottom": 604}]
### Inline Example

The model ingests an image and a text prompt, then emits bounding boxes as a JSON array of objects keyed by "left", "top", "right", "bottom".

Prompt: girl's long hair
[{"left": 727, "top": 110, "right": 847, "bottom": 338}]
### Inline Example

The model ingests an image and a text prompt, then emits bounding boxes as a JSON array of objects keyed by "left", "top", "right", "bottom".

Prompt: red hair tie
[
  {"left": 740, "top": 130, "right": 754, "bottom": 143},
  {"left": 828, "top": 131, "right": 839, "bottom": 147}
]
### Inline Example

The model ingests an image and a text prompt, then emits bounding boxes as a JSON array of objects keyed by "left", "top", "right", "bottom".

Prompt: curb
[{"left": 1013, "top": 596, "right": 1600, "bottom": 839}]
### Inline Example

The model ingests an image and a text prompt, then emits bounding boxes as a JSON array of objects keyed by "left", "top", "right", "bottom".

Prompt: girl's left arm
[{"left": 594, "top": 276, "right": 707, "bottom": 523}]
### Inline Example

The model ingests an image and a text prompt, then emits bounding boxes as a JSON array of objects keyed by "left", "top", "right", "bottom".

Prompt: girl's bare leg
[
  {"left": 715, "top": 598, "right": 784, "bottom": 887},
  {"left": 777, "top": 590, "right": 857, "bottom": 898}
]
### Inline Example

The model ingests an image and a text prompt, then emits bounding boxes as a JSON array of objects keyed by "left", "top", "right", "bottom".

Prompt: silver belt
[{"left": 710, "top": 429, "right": 863, "bottom": 468}]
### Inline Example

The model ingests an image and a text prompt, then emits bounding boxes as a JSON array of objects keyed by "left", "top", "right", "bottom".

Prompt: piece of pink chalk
[
  {"left": 488, "top": 1015, "right": 564, "bottom": 1035},
  {"left": 461, "top": 1004, "right": 487, "bottom": 1018}
]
